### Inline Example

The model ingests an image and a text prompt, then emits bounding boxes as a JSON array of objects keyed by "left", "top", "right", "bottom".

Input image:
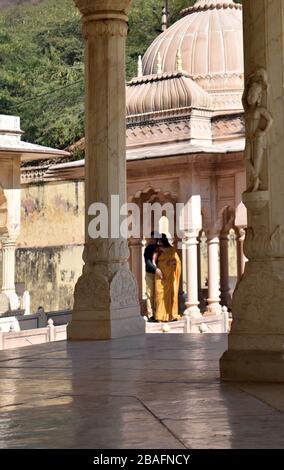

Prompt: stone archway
[{"left": 128, "top": 185, "right": 179, "bottom": 313}]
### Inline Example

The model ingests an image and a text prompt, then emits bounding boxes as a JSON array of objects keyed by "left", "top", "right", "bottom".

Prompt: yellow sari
[{"left": 155, "top": 247, "right": 181, "bottom": 322}]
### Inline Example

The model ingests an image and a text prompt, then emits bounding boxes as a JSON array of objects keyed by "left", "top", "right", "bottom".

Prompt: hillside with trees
[{"left": 0, "top": 0, "right": 242, "bottom": 156}]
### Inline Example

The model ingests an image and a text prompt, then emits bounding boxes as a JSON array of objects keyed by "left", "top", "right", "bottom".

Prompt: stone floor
[{"left": 0, "top": 334, "right": 284, "bottom": 449}]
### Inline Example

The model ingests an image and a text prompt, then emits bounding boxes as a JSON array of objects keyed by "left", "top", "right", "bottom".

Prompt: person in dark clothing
[{"left": 144, "top": 231, "right": 163, "bottom": 320}]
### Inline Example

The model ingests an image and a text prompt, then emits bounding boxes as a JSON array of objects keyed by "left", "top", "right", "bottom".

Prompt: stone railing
[
  {"left": 0, "top": 308, "right": 230, "bottom": 349},
  {"left": 0, "top": 319, "right": 66, "bottom": 350},
  {"left": 146, "top": 307, "right": 229, "bottom": 334}
]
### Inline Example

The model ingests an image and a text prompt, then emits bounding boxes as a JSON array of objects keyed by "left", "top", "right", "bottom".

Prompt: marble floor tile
[{"left": 0, "top": 334, "right": 283, "bottom": 449}]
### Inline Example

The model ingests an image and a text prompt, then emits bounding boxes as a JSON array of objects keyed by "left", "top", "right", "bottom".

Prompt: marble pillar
[
  {"left": 206, "top": 232, "right": 221, "bottom": 315},
  {"left": 1, "top": 238, "right": 19, "bottom": 310},
  {"left": 182, "top": 195, "right": 202, "bottom": 317},
  {"left": 0, "top": 156, "right": 21, "bottom": 312},
  {"left": 128, "top": 237, "right": 143, "bottom": 304},
  {"left": 236, "top": 227, "right": 247, "bottom": 281},
  {"left": 220, "top": 231, "right": 230, "bottom": 307},
  {"left": 68, "top": 0, "right": 144, "bottom": 340},
  {"left": 221, "top": 0, "right": 284, "bottom": 381},
  {"left": 184, "top": 230, "right": 201, "bottom": 318}
]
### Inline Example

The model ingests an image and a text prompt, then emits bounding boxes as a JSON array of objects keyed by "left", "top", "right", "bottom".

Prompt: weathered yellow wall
[
  {"left": 19, "top": 180, "right": 84, "bottom": 247},
  {"left": 16, "top": 245, "right": 84, "bottom": 312},
  {"left": 16, "top": 180, "right": 85, "bottom": 312}
]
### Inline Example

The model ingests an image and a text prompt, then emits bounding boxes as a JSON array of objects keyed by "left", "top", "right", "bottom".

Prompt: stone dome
[
  {"left": 142, "top": 0, "right": 243, "bottom": 92},
  {"left": 127, "top": 72, "right": 212, "bottom": 119}
]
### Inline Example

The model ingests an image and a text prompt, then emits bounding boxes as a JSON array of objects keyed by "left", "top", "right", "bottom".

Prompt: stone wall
[
  {"left": 15, "top": 245, "right": 83, "bottom": 313},
  {"left": 15, "top": 180, "right": 84, "bottom": 312},
  {"left": 18, "top": 180, "right": 84, "bottom": 248}
]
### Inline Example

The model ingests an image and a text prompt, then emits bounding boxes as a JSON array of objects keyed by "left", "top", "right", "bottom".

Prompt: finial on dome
[
  {"left": 157, "top": 52, "right": 162, "bottom": 74},
  {"left": 137, "top": 55, "right": 143, "bottom": 78},
  {"left": 162, "top": 2, "right": 168, "bottom": 32},
  {"left": 176, "top": 48, "right": 183, "bottom": 73}
]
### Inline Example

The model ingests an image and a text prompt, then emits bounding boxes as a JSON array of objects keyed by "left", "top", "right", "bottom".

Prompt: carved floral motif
[
  {"left": 110, "top": 268, "right": 138, "bottom": 308},
  {"left": 73, "top": 272, "right": 110, "bottom": 310}
]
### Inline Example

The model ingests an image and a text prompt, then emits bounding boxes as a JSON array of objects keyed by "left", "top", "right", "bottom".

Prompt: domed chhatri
[
  {"left": 127, "top": 72, "right": 212, "bottom": 118},
  {"left": 126, "top": 0, "right": 244, "bottom": 146},
  {"left": 142, "top": 0, "right": 243, "bottom": 93}
]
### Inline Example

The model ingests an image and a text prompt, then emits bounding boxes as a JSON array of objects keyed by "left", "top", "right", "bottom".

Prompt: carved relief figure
[{"left": 242, "top": 68, "right": 273, "bottom": 192}]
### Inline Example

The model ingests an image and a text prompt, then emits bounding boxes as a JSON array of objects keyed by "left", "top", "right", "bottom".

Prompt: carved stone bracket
[{"left": 244, "top": 225, "right": 284, "bottom": 259}]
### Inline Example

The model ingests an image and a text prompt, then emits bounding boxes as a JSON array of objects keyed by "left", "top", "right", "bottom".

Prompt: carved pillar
[
  {"left": 128, "top": 237, "right": 143, "bottom": 303},
  {"left": 220, "top": 231, "right": 230, "bottom": 307},
  {"left": 221, "top": 0, "right": 284, "bottom": 381},
  {"left": 67, "top": 0, "right": 144, "bottom": 340},
  {"left": 0, "top": 157, "right": 21, "bottom": 313},
  {"left": 236, "top": 227, "right": 247, "bottom": 281},
  {"left": 205, "top": 232, "right": 221, "bottom": 315},
  {"left": 184, "top": 230, "right": 201, "bottom": 318},
  {"left": 173, "top": 235, "right": 184, "bottom": 313},
  {"left": 1, "top": 237, "right": 19, "bottom": 310},
  {"left": 181, "top": 195, "right": 202, "bottom": 317},
  {"left": 197, "top": 234, "right": 204, "bottom": 310}
]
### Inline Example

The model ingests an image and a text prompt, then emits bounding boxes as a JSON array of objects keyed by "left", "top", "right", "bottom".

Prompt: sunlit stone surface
[{"left": 0, "top": 335, "right": 284, "bottom": 449}]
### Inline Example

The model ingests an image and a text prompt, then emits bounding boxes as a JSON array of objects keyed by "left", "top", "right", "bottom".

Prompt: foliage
[
  {"left": 0, "top": 0, "right": 242, "bottom": 153},
  {"left": 0, "top": 0, "right": 84, "bottom": 151}
]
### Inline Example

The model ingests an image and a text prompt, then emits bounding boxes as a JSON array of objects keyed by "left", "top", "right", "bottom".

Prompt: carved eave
[
  {"left": 212, "top": 114, "right": 245, "bottom": 143},
  {"left": 126, "top": 108, "right": 211, "bottom": 125},
  {"left": 128, "top": 71, "right": 190, "bottom": 85}
]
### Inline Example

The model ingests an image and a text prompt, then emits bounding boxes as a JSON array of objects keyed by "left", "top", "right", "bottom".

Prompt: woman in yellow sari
[{"left": 153, "top": 234, "right": 181, "bottom": 322}]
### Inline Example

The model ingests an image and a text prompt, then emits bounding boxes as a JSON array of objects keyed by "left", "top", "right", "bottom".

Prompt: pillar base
[
  {"left": 204, "top": 302, "right": 222, "bottom": 316},
  {"left": 6, "top": 291, "right": 20, "bottom": 311},
  {"left": 68, "top": 267, "right": 145, "bottom": 340},
  {"left": 67, "top": 305, "right": 145, "bottom": 341},
  {"left": 220, "top": 349, "right": 284, "bottom": 383},
  {"left": 184, "top": 305, "right": 202, "bottom": 319}
]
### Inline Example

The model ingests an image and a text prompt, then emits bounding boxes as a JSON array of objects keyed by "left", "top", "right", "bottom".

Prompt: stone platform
[{"left": 0, "top": 334, "right": 284, "bottom": 448}]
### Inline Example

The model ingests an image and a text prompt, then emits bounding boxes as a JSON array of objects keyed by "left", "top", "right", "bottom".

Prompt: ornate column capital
[
  {"left": 75, "top": 0, "right": 131, "bottom": 37},
  {"left": 183, "top": 229, "right": 200, "bottom": 244},
  {"left": 75, "top": 0, "right": 131, "bottom": 20},
  {"left": 235, "top": 226, "right": 246, "bottom": 240},
  {"left": 205, "top": 230, "right": 220, "bottom": 243},
  {"left": 0, "top": 235, "right": 18, "bottom": 247}
]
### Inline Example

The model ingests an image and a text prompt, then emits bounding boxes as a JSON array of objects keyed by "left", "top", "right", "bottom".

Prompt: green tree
[{"left": 0, "top": 0, "right": 84, "bottom": 152}]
